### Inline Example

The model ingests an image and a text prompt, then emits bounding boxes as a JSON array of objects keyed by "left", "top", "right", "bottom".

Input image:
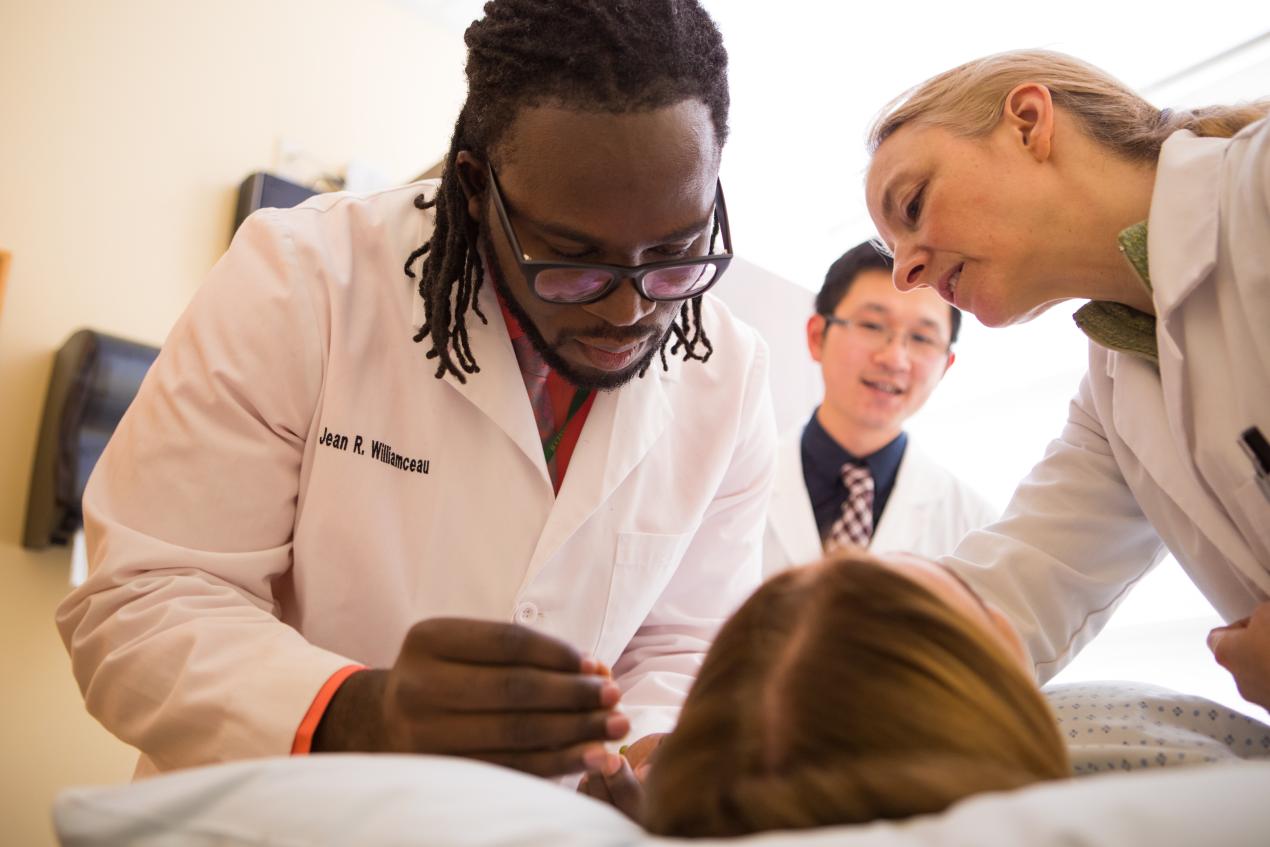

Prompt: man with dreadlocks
[{"left": 57, "top": 0, "right": 775, "bottom": 788}]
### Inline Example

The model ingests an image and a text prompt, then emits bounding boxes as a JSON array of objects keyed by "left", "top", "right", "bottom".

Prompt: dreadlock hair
[{"left": 404, "top": 0, "right": 731, "bottom": 383}]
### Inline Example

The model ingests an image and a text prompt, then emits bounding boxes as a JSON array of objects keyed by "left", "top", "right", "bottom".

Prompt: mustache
[{"left": 561, "top": 324, "right": 662, "bottom": 345}]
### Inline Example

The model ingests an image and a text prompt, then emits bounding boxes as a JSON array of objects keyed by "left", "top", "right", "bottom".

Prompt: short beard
[{"left": 479, "top": 227, "right": 668, "bottom": 391}]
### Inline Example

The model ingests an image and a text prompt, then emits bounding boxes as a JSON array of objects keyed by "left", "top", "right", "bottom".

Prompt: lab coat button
[{"left": 515, "top": 602, "right": 539, "bottom": 624}]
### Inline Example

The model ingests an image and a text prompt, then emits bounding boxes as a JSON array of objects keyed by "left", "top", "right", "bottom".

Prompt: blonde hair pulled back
[{"left": 868, "top": 49, "right": 1269, "bottom": 162}]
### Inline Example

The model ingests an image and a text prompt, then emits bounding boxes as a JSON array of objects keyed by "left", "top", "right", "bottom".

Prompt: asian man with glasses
[{"left": 763, "top": 240, "right": 997, "bottom": 576}]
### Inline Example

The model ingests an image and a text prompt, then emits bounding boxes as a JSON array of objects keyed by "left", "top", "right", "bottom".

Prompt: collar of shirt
[
  {"left": 801, "top": 410, "right": 908, "bottom": 538},
  {"left": 496, "top": 294, "right": 596, "bottom": 493},
  {"left": 1072, "top": 220, "right": 1159, "bottom": 365}
]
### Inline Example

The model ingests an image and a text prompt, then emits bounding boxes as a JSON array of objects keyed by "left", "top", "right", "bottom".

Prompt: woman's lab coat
[
  {"left": 946, "top": 119, "right": 1270, "bottom": 681},
  {"left": 55, "top": 182, "right": 776, "bottom": 775},
  {"left": 763, "top": 428, "right": 998, "bottom": 576}
]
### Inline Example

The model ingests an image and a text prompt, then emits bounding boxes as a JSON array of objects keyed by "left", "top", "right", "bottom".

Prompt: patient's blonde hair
[
  {"left": 868, "top": 49, "right": 1269, "bottom": 161},
  {"left": 643, "top": 554, "right": 1069, "bottom": 837}
]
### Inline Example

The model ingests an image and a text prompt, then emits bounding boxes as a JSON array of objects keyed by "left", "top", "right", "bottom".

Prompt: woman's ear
[
  {"left": 454, "top": 150, "right": 488, "bottom": 222},
  {"left": 1001, "top": 83, "right": 1055, "bottom": 163}
]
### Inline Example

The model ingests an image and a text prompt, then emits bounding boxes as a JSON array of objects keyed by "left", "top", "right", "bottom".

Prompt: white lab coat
[
  {"left": 946, "top": 120, "right": 1270, "bottom": 682},
  {"left": 55, "top": 181, "right": 777, "bottom": 775},
  {"left": 763, "top": 426, "right": 998, "bottom": 576}
]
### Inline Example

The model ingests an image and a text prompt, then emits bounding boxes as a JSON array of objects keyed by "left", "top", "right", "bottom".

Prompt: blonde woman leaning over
[{"left": 864, "top": 50, "right": 1270, "bottom": 710}]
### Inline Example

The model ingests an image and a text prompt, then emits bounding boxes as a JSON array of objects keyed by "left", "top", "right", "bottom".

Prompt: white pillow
[{"left": 55, "top": 753, "right": 1270, "bottom": 847}]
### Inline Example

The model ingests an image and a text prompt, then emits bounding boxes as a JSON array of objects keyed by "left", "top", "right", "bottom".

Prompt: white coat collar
[
  {"left": 1147, "top": 130, "right": 1227, "bottom": 320},
  {"left": 402, "top": 184, "right": 550, "bottom": 479},
  {"left": 767, "top": 428, "right": 824, "bottom": 567},
  {"left": 412, "top": 271, "right": 685, "bottom": 482},
  {"left": 420, "top": 279, "right": 554, "bottom": 488},
  {"left": 870, "top": 441, "right": 936, "bottom": 552}
]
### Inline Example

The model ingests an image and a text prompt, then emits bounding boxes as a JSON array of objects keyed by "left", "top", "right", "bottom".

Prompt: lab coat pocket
[{"left": 594, "top": 531, "right": 689, "bottom": 663}]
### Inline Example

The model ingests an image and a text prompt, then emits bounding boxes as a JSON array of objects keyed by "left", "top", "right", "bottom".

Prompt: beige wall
[{"left": 0, "top": 1, "right": 464, "bottom": 842}]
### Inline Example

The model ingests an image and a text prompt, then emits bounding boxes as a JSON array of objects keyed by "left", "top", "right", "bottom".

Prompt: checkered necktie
[{"left": 826, "top": 462, "right": 874, "bottom": 552}]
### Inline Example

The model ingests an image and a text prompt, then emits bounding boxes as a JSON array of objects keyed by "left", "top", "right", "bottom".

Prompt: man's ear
[
  {"left": 454, "top": 150, "right": 488, "bottom": 222},
  {"left": 806, "top": 314, "right": 826, "bottom": 364},
  {"left": 942, "top": 350, "right": 956, "bottom": 377},
  {"left": 1001, "top": 83, "right": 1055, "bottom": 164}
]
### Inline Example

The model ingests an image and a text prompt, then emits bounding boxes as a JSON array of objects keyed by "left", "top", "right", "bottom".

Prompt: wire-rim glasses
[{"left": 821, "top": 314, "right": 951, "bottom": 361}]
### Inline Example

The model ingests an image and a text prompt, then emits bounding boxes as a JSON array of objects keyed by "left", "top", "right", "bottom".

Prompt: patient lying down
[{"left": 585, "top": 550, "right": 1070, "bottom": 836}]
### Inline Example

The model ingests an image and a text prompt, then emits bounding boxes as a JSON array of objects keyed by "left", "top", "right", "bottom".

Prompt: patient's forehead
[{"left": 877, "top": 553, "right": 989, "bottom": 627}]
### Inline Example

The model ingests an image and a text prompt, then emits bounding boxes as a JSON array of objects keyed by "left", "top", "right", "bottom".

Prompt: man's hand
[
  {"left": 1209, "top": 602, "right": 1270, "bottom": 711},
  {"left": 313, "top": 617, "right": 627, "bottom": 777}
]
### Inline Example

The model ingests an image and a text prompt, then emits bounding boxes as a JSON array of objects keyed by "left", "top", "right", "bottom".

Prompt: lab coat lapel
[
  {"left": 1149, "top": 131, "right": 1224, "bottom": 461},
  {"left": 522, "top": 352, "right": 676, "bottom": 585},
  {"left": 870, "top": 444, "right": 932, "bottom": 554},
  {"left": 1107, "top": 351, "right": 1198, "bottom": 530},
  {"left": 415, "top": 281, "right": 551, "bottom": 488},
  {"left": 1148, "top": 132, "right": 1223, "bottom": 322},
  {"left": 768, "top": 429, "right": 823, "bottom": 566}
]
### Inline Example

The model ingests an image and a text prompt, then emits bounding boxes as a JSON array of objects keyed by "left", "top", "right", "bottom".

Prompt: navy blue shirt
[{"left": 801, "top": 411, "right": 908, "bottom": 543}]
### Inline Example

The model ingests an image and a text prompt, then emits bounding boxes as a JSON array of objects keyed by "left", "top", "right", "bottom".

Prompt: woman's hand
[
  {"left": 578, "top": 753, "right": 645, "bottom": 821},
  {"left": 1209, "top": 602, "right": 1270, "bottom": 710},
  {"left": 619, "top": 732, "right": 667, "bottom": 772},
  {"left": 577, "top": 732, "right": 667, "bottom": 821}
]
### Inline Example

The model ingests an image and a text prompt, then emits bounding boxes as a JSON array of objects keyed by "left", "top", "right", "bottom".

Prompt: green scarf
[{"left": 1071, "top": 221, "right": 1159, "bottom": 365}]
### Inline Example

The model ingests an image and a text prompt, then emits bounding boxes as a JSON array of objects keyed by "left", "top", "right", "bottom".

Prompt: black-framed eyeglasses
[
  {"left": 485, "top": 162, "right": 733, "bottom": 305},
  {"left": 821, "top": 314, "right": 952, "bottom": 360}
]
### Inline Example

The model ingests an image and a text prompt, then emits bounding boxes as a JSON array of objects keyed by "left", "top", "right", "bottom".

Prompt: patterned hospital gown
[{"left": 1045, "top": 682, "right": 1270, "bottom": 775}]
